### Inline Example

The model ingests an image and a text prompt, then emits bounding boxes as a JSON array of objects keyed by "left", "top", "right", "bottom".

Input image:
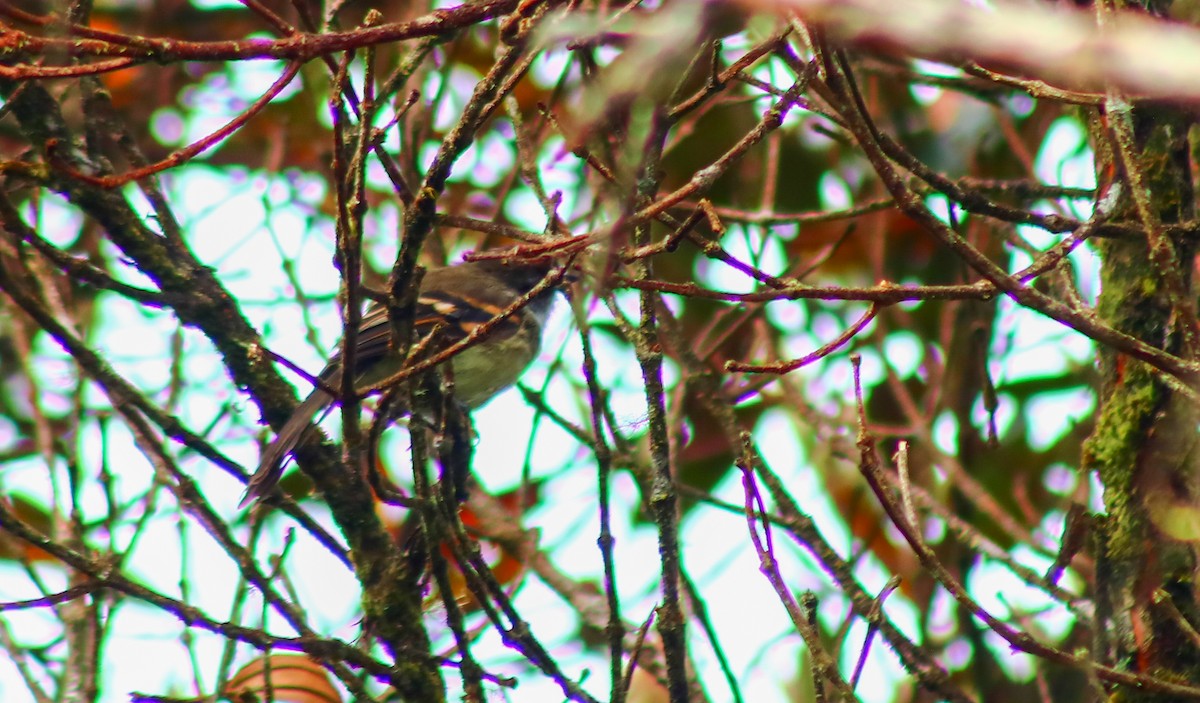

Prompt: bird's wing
[{"left": 348, "top": 292, "right": 522, "bottom": 375}]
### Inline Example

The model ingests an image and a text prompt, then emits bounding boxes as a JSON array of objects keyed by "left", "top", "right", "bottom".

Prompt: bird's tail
[{"left": 239, "top": 388, "right": 334, "bottom": 508}]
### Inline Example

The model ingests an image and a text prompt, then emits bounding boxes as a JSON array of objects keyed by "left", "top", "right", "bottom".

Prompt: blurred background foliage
[{"left": 1, "top": 0, "right": 1193, "bottom": 701}]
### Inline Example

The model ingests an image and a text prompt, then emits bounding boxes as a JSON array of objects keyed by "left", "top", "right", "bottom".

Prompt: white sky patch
[
  {"left": 1043, "top": 462, "right": 1077, "bottom": 496},
  {"left": 932, "top": 410, "right": 960, "bottom": 456},
  {"left": 818, "top": 171, "right": 852, "bottom": 210},
  {"left": 882, "top": 330, "right": 923, "bottom": 379},
  {"left": 765, "top": 296, "right": 809, "bottom": 331},
  {"left": 992, "top": 294, "right": 1093, "bottom": 385},
  {"left": 428, "top": 66, "right": 484, "bottom": 132},
  {"left": 967, "top": 551, "right": 1076, "bottom": 647},
  {"left": 973, "top": 391, "right": 1016, "bottom": 442},
  {"left": 692, "top": 224, "right": 788, "bottom": 295},
  {"left": 150, "top": 107, "right": 186, "bottom": 145},
  {"left": 463, "top": 130, "right": 517, "bottom": 188},
  {"left": 23, "top": 197, "right": 83, "bottom": 248},
  {"left": 909, "top": 59, "right": 960, "bottom": 105},
  {"left": 531, "top": 46, "right": 575, "bottom": 87},
  {"left": 1036, "top": 117, "right": 1096, "bottom": 192},
  {"left": 924, "top": 193, "right": 954, "bottom": 225},
  {"left": 1025, "top": 388, "right": 1095, "bottom": 451}
]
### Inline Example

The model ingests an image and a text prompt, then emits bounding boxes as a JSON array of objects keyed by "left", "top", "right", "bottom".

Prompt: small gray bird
[{"left": 241, "top": 255, "right": 568, "bottom": 507}]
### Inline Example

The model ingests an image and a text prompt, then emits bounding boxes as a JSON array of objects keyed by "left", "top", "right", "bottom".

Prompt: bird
[{"left": 240, "top": 254, "right": 569, "bottom": 508}]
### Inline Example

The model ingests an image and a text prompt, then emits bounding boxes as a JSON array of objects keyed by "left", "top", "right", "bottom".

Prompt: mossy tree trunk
[{"left": 1084, "top": 93, "right": 1200, "bottom": 692}]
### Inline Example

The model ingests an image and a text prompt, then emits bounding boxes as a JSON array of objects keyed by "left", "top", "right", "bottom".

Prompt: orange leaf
[{"left": 224, "top": 654, "right": 341, "bottom": 703}]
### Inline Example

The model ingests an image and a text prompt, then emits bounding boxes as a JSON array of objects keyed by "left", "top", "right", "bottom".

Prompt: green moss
[{"left": 1084, "top": 361, "right": 1161, "bottom": 559}]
